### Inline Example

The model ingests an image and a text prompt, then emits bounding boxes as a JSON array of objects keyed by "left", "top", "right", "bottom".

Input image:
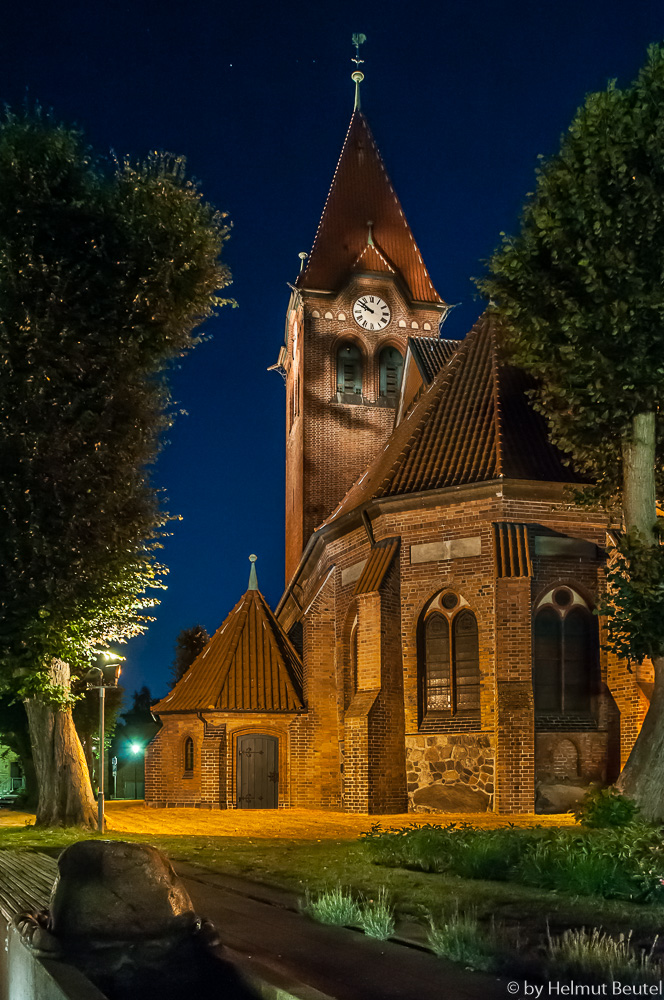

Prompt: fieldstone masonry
[{"left": 406, "top": 734, "right": 494, "bottom": 812}]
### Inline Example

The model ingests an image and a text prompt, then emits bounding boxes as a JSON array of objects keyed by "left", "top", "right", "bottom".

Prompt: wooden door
[{"left": 236, "top": 735, "right": 279, "bottom": 809}]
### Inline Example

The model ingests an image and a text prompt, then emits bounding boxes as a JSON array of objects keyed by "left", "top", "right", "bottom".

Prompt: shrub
[
  {"left": 547, "top": 927, "right": 660, "bottom": 984},
  {"left": 427, "top": 906, "right": 498, "bottom": 971},
  {"left": 575, "top": 787, "right": 639, "bottom": 828},
  {"left": 303, "top": 885, "right": 362, "bottom": 926},
  {"left": 361, "top": 823, "right": 664, "bottom": 904},
  {"left": 358, "top": 887, "right": 395, "bottom": 940}
]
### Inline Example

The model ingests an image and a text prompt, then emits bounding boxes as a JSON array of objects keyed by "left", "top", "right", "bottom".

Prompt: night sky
[{"left": 2, "top": 1, "right": 662, "bottom": 701}]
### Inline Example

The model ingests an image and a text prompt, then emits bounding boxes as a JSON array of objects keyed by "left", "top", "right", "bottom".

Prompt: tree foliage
[
  {"left": 478, "top": 44, "right": 664, "bottom": 502},
  {"left": 0, "top": 109, "right": 232, "bottom": 698},
  {"left": 169, "top": 624, "right": 210, "bottom": 689}
]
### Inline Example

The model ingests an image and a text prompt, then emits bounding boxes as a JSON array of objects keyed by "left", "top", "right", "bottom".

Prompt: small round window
[
  {"left": 441, "top": 592, "right": 459, "bottom": 611},
  {"left": 553, "top": 587, "right": 573, "bottom": 609}
]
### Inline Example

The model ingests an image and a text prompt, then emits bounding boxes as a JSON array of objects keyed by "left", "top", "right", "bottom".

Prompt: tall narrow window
[
  {"left": 425, "top": 613, "right": 451, "bottom": 711},
  {"left": 453, "top": 611, "right": 480, "bottom": 713},
  {"left": 184, "top": 737, "right": 194, "bottom": 772},
  {"left": 420, "top": 595, "right": 480, "bottom": 726},
  {"left": 379, "top": 346, "right": 403, "bottom": 398},
  {"left": 337, "top": 343, "right": 362, "bottom": 396},
  {"left": 533, "top": 587, "right": 596, "bottom": 716}
]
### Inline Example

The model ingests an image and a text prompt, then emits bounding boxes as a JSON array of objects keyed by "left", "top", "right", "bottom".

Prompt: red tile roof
[
  {"left": 325, "top": 314, "right": 586, "bottom": 523},
  {"left": 153, "top": 589, "right": 303, "bottom": 714},
  {"left": 409, "top": 336, "right": 459, "bottom": 383},
  {"left": 297, "top": 111, "right": 445, "bottom": 305}
]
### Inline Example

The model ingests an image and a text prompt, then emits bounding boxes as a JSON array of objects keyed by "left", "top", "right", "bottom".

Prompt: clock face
[{"left": 353, "top": 294, "right": 391, "bottom": 331}]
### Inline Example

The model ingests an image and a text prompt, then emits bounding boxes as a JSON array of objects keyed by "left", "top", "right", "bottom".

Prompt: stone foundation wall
[{"left": 406, "top": 733, "right": 495, "bottom": 812}]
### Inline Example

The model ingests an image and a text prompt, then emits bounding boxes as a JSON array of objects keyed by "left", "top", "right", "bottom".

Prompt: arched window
[
  {"left": 420, "top": 594, "right": 480, "bottom": 726},
  {"left": 184, "top": 737, "right": 194, "bottom": 772},
  {"left": 379, "top": 346, "right": 403, "bottom": 398},
  {"left": 533, "top": 587, "right": 597, "bottom": 716},
  {"left": 349, "top": 618, "right": 359, "bottom": 706},
  {"left": 337, "top": 343, "right": 362, "bottom": 397}
]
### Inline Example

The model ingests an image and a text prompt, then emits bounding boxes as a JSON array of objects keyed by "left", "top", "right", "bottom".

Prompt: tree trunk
[
  {"left": 615, "top": 411, "right": 663, "bottom": 814},
  {"left": 622, "top": 411, "right": 657, "bottom": 544},
  {"left": 23, "top": 659, "right": 98, "bottom": 828}
]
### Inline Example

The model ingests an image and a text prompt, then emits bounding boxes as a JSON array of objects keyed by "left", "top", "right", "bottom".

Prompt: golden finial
[{"left": 351, "top": 33, "right": 366, "bottom": 111}]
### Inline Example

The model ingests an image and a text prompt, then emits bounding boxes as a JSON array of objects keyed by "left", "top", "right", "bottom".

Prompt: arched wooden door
[{"left": 236, "top": 734, "right": 279, "bottom": 809}]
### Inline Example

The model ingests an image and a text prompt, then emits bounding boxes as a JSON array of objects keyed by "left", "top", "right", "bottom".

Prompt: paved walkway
[{"left": 176, "top": 861, "right": 507, "bottom": 1000}]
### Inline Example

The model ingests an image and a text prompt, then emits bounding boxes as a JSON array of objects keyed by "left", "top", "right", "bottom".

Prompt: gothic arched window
[
  {"left": 184, "top": 737, "right": 194, "bottom": 772},
  {"left": 337, "top": 343, "right": 362, "bottom": 397},
  {"left": 420, "top": 593, "right": 480, "bottom": 727},
  {"left": 533, "top": 587, "right": 597, "bottom": 716},
  {"left": 379, "top": 346, "right": 403, "bottom": 398}
]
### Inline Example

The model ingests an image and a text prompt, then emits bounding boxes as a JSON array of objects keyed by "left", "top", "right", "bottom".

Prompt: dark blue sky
[{"left": 2, "top": 1, "right": 662, "bottom": 700}]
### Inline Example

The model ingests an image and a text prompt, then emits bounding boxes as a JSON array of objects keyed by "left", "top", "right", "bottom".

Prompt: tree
[
  {"left": 0, "top": 110, "right": 232, "bottom": 827},
  {"left": 169, "top": 625, "right": 210, "bottom": 689},
  {"left": 478, "top": 44, "right": 664, "bottom": 818}
]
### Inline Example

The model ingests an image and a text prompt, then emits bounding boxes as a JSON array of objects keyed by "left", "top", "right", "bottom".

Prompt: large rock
[
  {"left": 50, "top": 840, "right": 198, "bottom": 942},
  {"left": 412, "top": 782, "right": 490, "bottom": 812},
  {"left": 536, "top": 782, "right": 588, "bottom": 814}
]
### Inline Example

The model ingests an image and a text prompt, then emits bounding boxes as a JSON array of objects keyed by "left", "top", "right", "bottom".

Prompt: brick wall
[{"left": 284, "top": 276, "right": 441, "bottom": 580}]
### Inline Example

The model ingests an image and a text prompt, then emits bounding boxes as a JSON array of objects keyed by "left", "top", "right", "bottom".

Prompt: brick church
[{"left": 145, "top": 74, "right": 649, "bottom": 815}]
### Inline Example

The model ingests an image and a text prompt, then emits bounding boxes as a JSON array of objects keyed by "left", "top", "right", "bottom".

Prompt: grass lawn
[{"left": 1, "top": 802, "right": 662, "bottom": 960}]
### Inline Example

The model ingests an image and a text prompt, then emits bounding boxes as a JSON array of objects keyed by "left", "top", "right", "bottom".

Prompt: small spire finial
[
  {"left": 367, "top": 220, "right": 374, "bottom": 247},
  {"left": 298, "top": 251, "right": 308, "bottom": 272},
  {"left": 351, "top": 33, "right": 366, "bottom": 111},
  {"left": 248, "top": 554, "right": 258, "bottom": 591}
]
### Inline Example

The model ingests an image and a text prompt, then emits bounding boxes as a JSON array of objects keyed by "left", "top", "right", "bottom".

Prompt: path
[{"left": 176, "top": 860, "right": 507, "bottom": 1000}]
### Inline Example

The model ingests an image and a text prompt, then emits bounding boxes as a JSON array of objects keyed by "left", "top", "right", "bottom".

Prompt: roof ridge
[{"left": 487, "top": 315, "right": 505, "bottom": 478}]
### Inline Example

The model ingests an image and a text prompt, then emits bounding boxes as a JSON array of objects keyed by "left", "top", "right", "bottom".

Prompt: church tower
[{"left": 279, "top": 54, "right": 449, "bottom": 582}]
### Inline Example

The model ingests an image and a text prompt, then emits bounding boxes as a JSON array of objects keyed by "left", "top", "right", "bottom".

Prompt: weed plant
[
  {"left": 303, "top": 885, "right": 362, "bottom": 926},
  {"left": 547, "top": 927, "right": 660, "bottom": 984},
  {"left": 574, "top": 787, "right": 639, "bottom": 828},
  {"left": 361, "top": 822, "right": 664, "bottom": 904},
  {"left": 358, "top": 886, "right": 395, "bottom": 940},
  {"left": 427, "top": 906, "right": 498, "bottom": 971}
]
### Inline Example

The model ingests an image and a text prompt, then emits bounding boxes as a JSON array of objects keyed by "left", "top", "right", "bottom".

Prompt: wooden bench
[{"left": 0, "top": 850, "right": 105, "bottom": 1000}]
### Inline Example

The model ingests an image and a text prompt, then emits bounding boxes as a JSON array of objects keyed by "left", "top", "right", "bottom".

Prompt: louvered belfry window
[
  {"left": 379, "top": 346, "right": 403, "bottom": 398},
  {"left": 184, "top": 737, "right": 194, "bottom": 772},
  {"left": 422, "top": 602, "right": 480, "bottom": 721},
  {"left": 533, "top": 589, "right": 596, "bottom": 715},
  {"left": 337, "top": 343, "right": 362, "bottom": 395}
]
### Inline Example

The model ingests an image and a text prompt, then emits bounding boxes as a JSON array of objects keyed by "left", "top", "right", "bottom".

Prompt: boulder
[
  {"left": 50, "top": 840, "right": 198, "bottom": 943},
  {"left": 536, "top": 782, "right": 588, "bottom": 814},
  {"left": 412, "top": 782, "right": 490, "bottom": 812}
]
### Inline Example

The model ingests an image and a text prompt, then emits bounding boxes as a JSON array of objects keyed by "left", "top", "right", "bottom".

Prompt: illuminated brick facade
[{"left": 146, "top": 95, "right": 645, "bottom": 815}]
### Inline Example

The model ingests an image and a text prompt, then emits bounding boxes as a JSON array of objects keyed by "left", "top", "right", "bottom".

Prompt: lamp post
[
  {"left": 129, "top": 742, "right": 143, "bottom": 799},
  {"left": 85, "top": 656, "right": 121, "bottom": 832}
]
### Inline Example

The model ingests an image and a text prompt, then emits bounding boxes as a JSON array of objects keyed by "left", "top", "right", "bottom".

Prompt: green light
[{"left": 129, "top": 743, "right": 142, "bottom": 755}]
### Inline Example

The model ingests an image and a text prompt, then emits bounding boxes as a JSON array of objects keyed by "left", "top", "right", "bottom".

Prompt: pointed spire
[
  {"left": 352, "top": 71, "right": 364, "bottom": 111},
  {"left": 351, "top": 33, "right": 366, "bottom": 111},
  {"left": 248, "top": 554, "right": 258, "bottom": 590},
  {"left": 296, "top": 96, "right": 446, "bottom": 305}
]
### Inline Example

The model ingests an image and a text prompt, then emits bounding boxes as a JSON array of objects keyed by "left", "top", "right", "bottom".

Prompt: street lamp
[
  {"left": 129, "top": 742, "right": 143, "bottom": 799},
  {"left": 85, "top": 655, "right": 121, "bottom": 832}
]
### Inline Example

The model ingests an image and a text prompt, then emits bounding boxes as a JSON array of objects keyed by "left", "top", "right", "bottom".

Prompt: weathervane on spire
[{"left": 351, "top": 33, "right": 366, "bottom": 111}]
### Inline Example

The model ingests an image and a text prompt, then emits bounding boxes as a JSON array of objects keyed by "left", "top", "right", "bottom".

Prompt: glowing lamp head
[{"left": 129, "top": 743, "right": 142, "bottom": 755}]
